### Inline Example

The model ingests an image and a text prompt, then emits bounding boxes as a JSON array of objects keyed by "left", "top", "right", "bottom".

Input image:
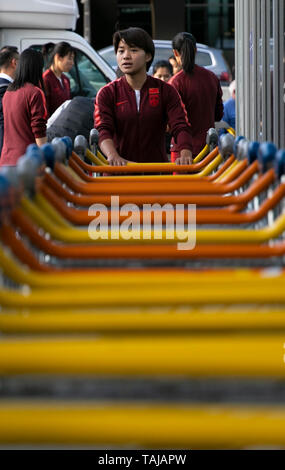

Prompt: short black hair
[
  {"left": 9, "top": 48, "right": 44, "bottom": 91},
  {"left": 113, "top": 27, "right": 154, "bottom": 72},
  {"left": 0, "top": 46, "right": 19, "bottom": 69},
  {"left": 153, "top": 60, "right": 173, "bottom": 75}
]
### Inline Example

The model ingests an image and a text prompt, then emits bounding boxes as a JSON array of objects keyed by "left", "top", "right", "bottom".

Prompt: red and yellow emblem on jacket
[{"left": 149, "top": 88, "right": 159, "bottom": 107}]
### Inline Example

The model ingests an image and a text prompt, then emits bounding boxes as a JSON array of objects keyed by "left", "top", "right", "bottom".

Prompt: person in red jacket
[
  {"left": 0, "top": 48, "right": 47, "bottom": 166},
  {"left": 43, "top": 42, "right": 74, "bottom": 117},
  {"left": 169, "top": 32, "right": 224, "bottom": 160},
  {"left": 94, "top": 27, "right": 192, "bottom": 166}
]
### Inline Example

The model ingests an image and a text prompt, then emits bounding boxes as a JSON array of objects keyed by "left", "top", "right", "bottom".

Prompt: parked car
[{"left": 98, "top": 39, "right": 232, "bottom": 86}]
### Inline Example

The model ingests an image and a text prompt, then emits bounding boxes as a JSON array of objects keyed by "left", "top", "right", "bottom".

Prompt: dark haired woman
[
  {"left": 95, "top": 27, "right": 192, "bottom": 165},
  {"left": 43, "top": 41, "right": 74, "bottom": 117},
  {"left": 0, "top": 48, "right": 47, "bottom": 166},
  {"left": 169, "top": 32, "right": 224, "bottom": 160},
  {"left": 153, "top": 60, "right": 173, "bottom": 82}
]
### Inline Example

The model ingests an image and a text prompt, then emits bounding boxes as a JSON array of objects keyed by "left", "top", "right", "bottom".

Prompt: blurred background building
[{"left": 76, "top": 0, "right": 235, "bottom": 73}]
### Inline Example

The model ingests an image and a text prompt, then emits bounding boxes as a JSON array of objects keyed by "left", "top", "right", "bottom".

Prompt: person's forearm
[
  {"left": 99, "top": 138, "right": 121, "bottom": 160},
  {"left": 180, "top": 148, "right": 192, "bottom": 158},
  {"left": 99, "top": 138, "right": 127, "bottom": 166},
  {"left": 180, "top": 148, "right": 193, "bottom": 162},
  {"left": 36, "top": 136, "right": 47, "bottom": 147},
  {"left": 175, "top": 148, "right": 193, "bottom": 165}
]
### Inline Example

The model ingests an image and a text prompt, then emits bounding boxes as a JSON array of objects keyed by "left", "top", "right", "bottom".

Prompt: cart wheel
[
  {"left": 274, "top": 149, "right": 285, "bottom": 180},
  {"left": 89, "top": 128, "right": 99, "bottom": 154},
  {"left": 248, "top": 141, "right": 260, "bottom": 163},
  {"left": 41, "top": 143, "right": 55, "bottom": 170},
  {"left": 51, "top": 138, "right": 68, "bottom": 164},
  {"left": 258, "top": 141, "right": 277, "bottom": 172},
  {"left": 219, "top": 133, "right": 234, "bottom": 159},
  {"left": 74, "top": 135, "right": 88, "bottom": 160},
  {"left": 206, "top": 127, "right": 218, "bottom": 152},
  {"left": 61, "top": 136, "right": 73, "bottom": 159},
  {"left": 233, "top": 135, "right": 245, "bottom": 156}
]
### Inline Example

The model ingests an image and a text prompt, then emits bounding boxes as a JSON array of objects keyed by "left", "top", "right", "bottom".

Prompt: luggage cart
[{"left": 1, "top": 134, "right": 285, "bottom": 450}]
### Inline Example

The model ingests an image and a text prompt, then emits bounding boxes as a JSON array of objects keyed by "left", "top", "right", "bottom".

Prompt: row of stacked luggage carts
[{"left": 0, "top": 126, "right": 285, "bottom": 449}]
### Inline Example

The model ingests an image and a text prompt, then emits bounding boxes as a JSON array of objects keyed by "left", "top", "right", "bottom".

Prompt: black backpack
[{"left": 47, "top": 96, "right": 95, "bottom": 143}]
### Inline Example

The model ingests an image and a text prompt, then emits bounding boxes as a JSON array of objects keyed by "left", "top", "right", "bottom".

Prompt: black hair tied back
[{"left": 172, "top": 32, "right": 197, "bottom": 75}]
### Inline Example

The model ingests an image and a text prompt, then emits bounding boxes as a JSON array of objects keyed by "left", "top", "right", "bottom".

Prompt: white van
[{"left": 0, "top": 0, "right": 116, "bottom": 97}]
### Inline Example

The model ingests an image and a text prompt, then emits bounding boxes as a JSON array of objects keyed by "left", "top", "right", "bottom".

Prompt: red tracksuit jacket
[
  {"left": 43, "top": 69, "right": 71, "bottom": 117},
  {"left": 0, "top": 83, "right": 47, "bottom": 166},
  {"left": 169, "top": 65, "right": 224, "bottom": 157},
  {"left": 94, "top": 75, "right": 192, "bottom": 163}
]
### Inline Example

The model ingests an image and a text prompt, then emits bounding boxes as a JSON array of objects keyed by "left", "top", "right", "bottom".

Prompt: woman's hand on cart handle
[
  {"left": 108, "top": 155, "right": 128, "bottom": 166},
  {"left": 100, "top": 138, "right": 128, "bottom": 166},
  {"left": 175, "top": 149, "right": 193, "bottom": 165}
]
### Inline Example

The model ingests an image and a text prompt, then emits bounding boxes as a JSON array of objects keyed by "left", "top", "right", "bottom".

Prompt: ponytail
[
  {"left": 42, "top": 42, "right": 55, "bottom": 68},
  {"left": 172, "top": 32, "right": 196, "bottom": 75}
]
